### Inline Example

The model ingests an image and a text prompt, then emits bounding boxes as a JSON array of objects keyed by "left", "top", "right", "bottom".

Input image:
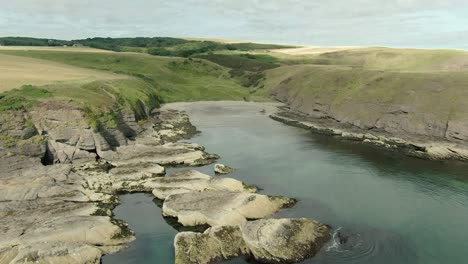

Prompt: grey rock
[
  {"left": 241, "top": 218, "right": 331, "bottom": 263},
  {"left": 174, "top": 226, "right": 248, "bottom": 264},
  {"left": 174, "top": 218, "right": 331, "bottom": 264},
  {"left": 162, "top": 190, "right": 295, "bottom": 227},
  {"left": 151, "top": 170, "right": 255, "bottom": 200},
  {"left": 214, "top": 163, "right": 235, "bottom": 174}
]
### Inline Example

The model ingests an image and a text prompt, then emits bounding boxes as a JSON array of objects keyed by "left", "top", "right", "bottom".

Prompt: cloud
[{"left": 0, "top": 0, "right": 467, "bottom": 48}]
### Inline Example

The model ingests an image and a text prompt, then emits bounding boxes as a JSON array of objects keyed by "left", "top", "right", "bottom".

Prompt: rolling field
[
  {"left": 0, "top": 50, "right": 250, "bottom": 102},
  {"left": 0, "top": 53, "right": 125, "bottom": 92},
  {"left": 0, "top": 46, "right": 113, "bottom": 53},
  {"left": 0, "top": 48, "right": 253, "bottom": 118},
  {"left": 271, "top": 46, "right": 366, "bottom": 55}
]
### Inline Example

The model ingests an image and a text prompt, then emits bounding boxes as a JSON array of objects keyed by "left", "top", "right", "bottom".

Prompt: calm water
[{"left": 103, "top": 102, "right": 468, "bottom": 264}]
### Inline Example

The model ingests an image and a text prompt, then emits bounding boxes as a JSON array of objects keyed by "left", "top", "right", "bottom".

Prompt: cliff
[{"left": 261, "top": 48, "right": 468, "bottom": 160}]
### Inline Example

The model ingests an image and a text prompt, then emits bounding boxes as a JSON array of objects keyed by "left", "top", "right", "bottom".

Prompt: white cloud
[{"left": 0, "top": 0, "right": 467, "bottom": 48}]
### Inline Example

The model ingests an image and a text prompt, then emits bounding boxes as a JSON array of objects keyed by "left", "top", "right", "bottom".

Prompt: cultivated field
[
  {"left": 0, "top": 53, "right": 125, "bottom": 92},
  {"left": 271, "top": 46, "right": 367, "bottom": 55},
  {"left": 0, "top": 46, "right": 114, "bottom": 53}
]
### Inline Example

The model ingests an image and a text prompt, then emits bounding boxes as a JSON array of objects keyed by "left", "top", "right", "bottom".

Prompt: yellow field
[
  {"left": 271, "top": 46, "right": 367, "bottom": 55},
  {"left": 182, "top": 37, "right": 242, "bottom": 43},
  {"left": 0, "top": 46, "right": 113, "bottom": 53},
  {"left": 0, "top": 53, "right": 126, "bottom": 92}
]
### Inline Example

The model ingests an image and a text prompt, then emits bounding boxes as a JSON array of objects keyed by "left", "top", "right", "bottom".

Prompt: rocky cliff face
[{"left": 267, "top": 65, "right": 468, "bottom": 160}]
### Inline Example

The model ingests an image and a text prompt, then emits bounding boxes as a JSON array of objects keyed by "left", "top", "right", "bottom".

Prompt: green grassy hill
[
  {"left": 255, "top": 47, "right": 468, "bottom": 143},
  {"left": 0, "top": 50, "right": 251, "bottom": 102},
  {"left": 0, "top": 49, "right": 259, "bottom": 133},
  {"left": 299, "top": 47, "right": 468, "bottom": 71}
]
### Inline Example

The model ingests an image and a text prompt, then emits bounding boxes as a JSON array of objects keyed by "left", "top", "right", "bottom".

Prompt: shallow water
[{"left": 103, "top": 102, "right": 468, "bottom": 264}]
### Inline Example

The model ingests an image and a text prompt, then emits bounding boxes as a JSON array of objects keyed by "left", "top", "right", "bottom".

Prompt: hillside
[
  {"left": 257, "top": 47, "right": 468, "bottom": 154},
  {"left": 0, "top": 37, "right": 292, "bottom": 57},
  {"left": 0, "top": 53, "right": 124, "bottom": 92},
  {"left": 1, "top": 39, "right": 468, "bottom": 160},
  {"left": 0, "top": 47, "right": 258, "bottom": 152},
  {"left": 0, "top": 49, "right": 251, "bottom": 103}
]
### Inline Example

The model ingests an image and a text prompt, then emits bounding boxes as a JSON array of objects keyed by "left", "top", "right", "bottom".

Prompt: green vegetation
[
  {"left": 0, "top": 37, "right": 293, "bottom": 57},
  {"left": 0, "top": 85, "right": 51, "bottom": 111},
  {"left": 0, "top": 48, "right": 258, "bottom": 130},
  {"left": 0, "top": 50, "right": 252, "bottom": 102},
  {"left": 0, "top": 37, "right": 69, "bottom": 46},
  {"left": 195, "top": 53, "right": 280, "bottom": 87},
  {"left": 255, "top": 47, "right": 468, "bottom": 130},
  {"left": 3, "top": 39, "right": 468, "bottom": 136},
  {"left": 0, "top": 37, "right": 293, "bottom": 121},
  {"left": 275, "top": 47, "right": 468, "bottom": 72},
  {"left": 196, "top": 53, "right": 280, "bottom": 71}
]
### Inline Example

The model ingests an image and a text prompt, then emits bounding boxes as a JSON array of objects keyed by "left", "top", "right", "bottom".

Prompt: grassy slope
[
  {"left": 0, "top": 50, "right": 250, "bottom": 103},
  {"left": 305, "top": 47, "right": 468, "bottom": 71},
  {"left": 0, "top": 49, "right": 257, "bottom": 137},
  {"left": 0, "top": 53, "right": 124, "bottom": 92},
  {"left": 255, "top": 47, "right": 468, "bottom": 139}
]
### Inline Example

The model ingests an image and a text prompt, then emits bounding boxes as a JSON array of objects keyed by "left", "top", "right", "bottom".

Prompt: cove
[{"left": 103, "top": 102, "right": 468, "bottom": 264}]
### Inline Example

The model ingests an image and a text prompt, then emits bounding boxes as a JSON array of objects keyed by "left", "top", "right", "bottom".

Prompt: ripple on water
[{"left": 314, "top": 225, "right": 418, "bottom": 264}]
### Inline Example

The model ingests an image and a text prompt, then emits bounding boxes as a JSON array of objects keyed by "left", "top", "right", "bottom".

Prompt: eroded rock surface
[
  {"left": 163, "top": 190, "right": 296, "bottom": 227},
  {"left": 0, "top": 103, "right": 330, "bottom": 264},
  {"left": 174, "top": 218, "right": 330, "bottom": 264},
  {"left": 241, "top": 218, "right": 331, "bottom": 263},
  {"left": 174, "top": 226, "right": 249, "bottom": 264},
  {"left": 152, "top": 170, "right": 256, "bottom": 200},
  {"left": 0, "top": 107, "right": 220, "bottom": 263},
  {"left": 271, "top": 111, "right": 468, "bottom": 161}
]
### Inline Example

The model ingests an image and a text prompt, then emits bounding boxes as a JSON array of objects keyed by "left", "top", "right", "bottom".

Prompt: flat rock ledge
[
  {"left": 151, "top": 170, "right": 256, "bottom": 200},
  {"left": 162, "top": 190, "right": 296, "bottom": 227},
  {"left": 174, "top": 218, "right": 331, "bottom": 264}
]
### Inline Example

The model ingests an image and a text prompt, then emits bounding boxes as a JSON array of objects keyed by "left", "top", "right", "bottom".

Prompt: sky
[{"left": 1, "top": 0, "right": 468, "bottom": 49}]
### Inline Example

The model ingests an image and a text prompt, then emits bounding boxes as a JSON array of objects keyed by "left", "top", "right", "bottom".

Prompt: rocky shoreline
[
  {"left": 0, "top": 102, "right": 331, "bottom": 264},
  {"left": 270, "top": 107, "right": 468, "bottom": 162}
]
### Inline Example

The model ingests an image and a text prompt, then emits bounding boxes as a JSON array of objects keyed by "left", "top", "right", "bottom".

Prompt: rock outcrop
[
  {"left": 0, "top": 102, "right": 331, "bottom": 264},
  {"left": 267, "top": 65, "right": 468, "bottom": 161},
  {"left": 0, "top": 242, "right": 102, "bottom": 264},
  {"left": 240, "top": 218, "right": 330, "bottom": 263},
  {"left": 0, "top": 107, "right": 220, "bottom": 263},
  {"left": 151, "top": 170, "right": 256, "bottom": 200},
  {"left": 214, "top": 163, "right": 235, "bottom": 174},
  {"left": 162, "top": 190, "right": 296, "bottom": 227},
  {"left": 174, "top": 218, "right": 331, "bottom": 264},
  {"left": 270, "top": 111, "right": 468, "bottom": 161}
]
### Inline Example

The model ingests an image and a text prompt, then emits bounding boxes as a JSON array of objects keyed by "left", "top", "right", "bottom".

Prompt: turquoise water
[{"left": 103, "top": 103, "right": 468, "bottom": 264}]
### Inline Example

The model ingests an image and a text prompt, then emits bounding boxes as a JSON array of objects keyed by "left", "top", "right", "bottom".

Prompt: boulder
[
  {"left": 241, "top": 218, "right": 331, "bottom": 263},
  {"left": 162, "top": 190, "right": 295, "bottom": 227},
  {"left": 174, "top": 226, "right": 248, "bottom": 264},
  {"left": 214, "top": 163, "right": 235, "bottom": 174},
  {"left": 174, "top": 218, "right": 331, "bottom": 264}
]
